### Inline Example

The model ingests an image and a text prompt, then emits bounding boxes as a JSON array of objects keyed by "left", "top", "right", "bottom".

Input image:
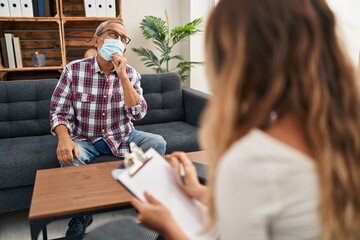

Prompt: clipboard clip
[{"left": 124, "top": 142, "right": 152, "bottom": 176}]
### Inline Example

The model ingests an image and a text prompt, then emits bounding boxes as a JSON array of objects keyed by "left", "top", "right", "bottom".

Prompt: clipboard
[{"left": 112, "top": 146, "right": 218, "bottom": 240}]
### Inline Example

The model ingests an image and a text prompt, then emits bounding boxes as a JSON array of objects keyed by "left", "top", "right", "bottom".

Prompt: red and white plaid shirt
[{"left": 50, "top": 56, "right": 147, "bottom": 157}]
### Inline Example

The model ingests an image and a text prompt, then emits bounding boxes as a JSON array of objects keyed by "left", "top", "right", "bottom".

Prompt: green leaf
[
  {"left": 132, "top": 47, "right": 162, "bottom": 73},
  {"left": 175, "top": 61, "right": 204, "bottom": 81},
  {"left": 169, "top": 55, "right": 184, "bottom": 61},
  {"left": 132, "top": 11, "right": 204, "bottom": 82},
  {"left": 171, "top": 18, "right": 203, "bottom": 45},
  {"left": 140, "top": 16, "right": 168, "bottom": 42},
  {"left": 154, "top": 40, "right": 170, "bottom": 54}
]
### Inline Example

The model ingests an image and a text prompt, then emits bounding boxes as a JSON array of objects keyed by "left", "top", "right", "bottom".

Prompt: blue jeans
[{"left": 60, "top": 130, "right": 166, "bottom": 167}]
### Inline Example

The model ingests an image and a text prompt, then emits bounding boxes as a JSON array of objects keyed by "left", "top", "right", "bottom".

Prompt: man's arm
[
  {"left": 112, "top": 54, "right": 147, "bottom": 120},
  {"left": 50, "top": 66, "right": 78, "bottom": 165},
  {"left": 120, "top": 73, "right": 140, "bottom": 107}
]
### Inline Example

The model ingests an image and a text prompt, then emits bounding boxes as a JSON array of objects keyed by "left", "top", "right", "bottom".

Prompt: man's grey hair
[{"left": 95, "top": 20, "right": 125, "bottom": 36}]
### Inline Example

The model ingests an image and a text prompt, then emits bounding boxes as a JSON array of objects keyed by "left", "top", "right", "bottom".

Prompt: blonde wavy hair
[{"left": 200, "top": 0, "right": 360, "bottom": 239}]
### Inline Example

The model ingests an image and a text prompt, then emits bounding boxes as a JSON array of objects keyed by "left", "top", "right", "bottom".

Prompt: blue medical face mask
[{"left": 98, "top": 38, "right": 125, "bottom": 61}]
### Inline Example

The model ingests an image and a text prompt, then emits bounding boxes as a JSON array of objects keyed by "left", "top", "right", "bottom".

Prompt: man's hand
[
  {"left": 111, "top": 53, "right": 127, "bottom": 80},
  {"left": 54, "top": 125, "right": 79, "bottom": 165},
  {"left": 56, "top": 137, "right": 79, "bottom": 166},
  {"left": 111, "top": 53, "right": 140, "bottom": 107}
]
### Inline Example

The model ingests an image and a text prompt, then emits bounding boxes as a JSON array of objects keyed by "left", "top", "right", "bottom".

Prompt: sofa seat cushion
[
  {"left": 0, "top": 135, "right": 59, "bottom": 189},
  {"left": 135, "top": 121, "right": 199, "bottom": 154}
]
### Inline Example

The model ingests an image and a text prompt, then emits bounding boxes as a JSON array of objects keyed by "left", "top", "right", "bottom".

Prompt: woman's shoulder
[{"left": 218, "top": 129, "right": 316, "bottom": 178}]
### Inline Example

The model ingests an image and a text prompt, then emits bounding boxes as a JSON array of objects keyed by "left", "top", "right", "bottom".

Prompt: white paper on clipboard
[{"left": 112, "top": 148, "right": 218, "bottom": 240}]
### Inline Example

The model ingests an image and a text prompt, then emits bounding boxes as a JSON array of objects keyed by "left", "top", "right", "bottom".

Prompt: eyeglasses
[{"left": 98, "top": 29, "right": 131, "bottom": 44}]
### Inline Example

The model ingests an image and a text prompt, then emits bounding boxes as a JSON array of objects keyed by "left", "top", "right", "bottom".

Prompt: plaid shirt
[{"left": 50, "top": 56, "right": 147, "bottom": 157}]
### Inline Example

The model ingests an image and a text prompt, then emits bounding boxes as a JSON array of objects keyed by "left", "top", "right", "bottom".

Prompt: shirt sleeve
[
  {"left": 215, "top": 151, "right": 281, "bottom": 240},
  {"left": 123, "top": 67, "right": 147, "bottom": 120},
  {"left": 49, "top": 65, "right": 74, "bottom": 136}
]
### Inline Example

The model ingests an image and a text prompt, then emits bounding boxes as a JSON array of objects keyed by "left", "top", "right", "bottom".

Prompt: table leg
[
  {"left": 42, "top": 226, "right": 48, "bottom": 240},
  {"left": 30, "top": 219, "right": 50, "bottom": 240}
]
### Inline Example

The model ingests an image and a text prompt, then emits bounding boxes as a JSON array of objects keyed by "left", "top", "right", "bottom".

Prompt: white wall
[
  {"left": 122, "top": 0, "right": 212, "bottom": 92},
  {"left": 122, "top": 0, "right": 183, "bottom": 75},
  {"left": 327, "top": 0, "right": 360, "bottom": 74},
  {"left": 188, "top": 0, "right": 213, "bottom": 93}
]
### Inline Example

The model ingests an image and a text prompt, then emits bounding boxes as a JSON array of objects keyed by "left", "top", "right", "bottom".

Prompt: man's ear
[{"left": 93, "top": 35, "right": 99, "bottom": 48}]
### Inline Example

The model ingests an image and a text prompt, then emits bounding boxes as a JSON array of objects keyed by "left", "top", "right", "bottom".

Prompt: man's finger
[
  {"left": 66, "top": 152, "right": 74, "bottom": 161},
  {"left": 73, "top": 145, "right": 79, "bottom": 158}
]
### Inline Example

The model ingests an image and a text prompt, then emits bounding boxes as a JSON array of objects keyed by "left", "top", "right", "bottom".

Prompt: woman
[{"left": 132, "top": 0, "right": 360, "bottom": 239}]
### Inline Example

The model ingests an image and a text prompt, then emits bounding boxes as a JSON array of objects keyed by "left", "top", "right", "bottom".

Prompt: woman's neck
[{"left": 265, "top": 114, "right": 313, "bottom": 158}]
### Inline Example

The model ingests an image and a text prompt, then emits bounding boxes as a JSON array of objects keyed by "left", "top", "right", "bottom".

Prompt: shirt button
[
  {"left": 104, "top": 95, "right": 107, "bottom": 98},
  {"left": 102, "top": 112, "right": 105, "bottom": 116},
  {"left": 102, "top": 129, "right": 105, "bottom": 132}
]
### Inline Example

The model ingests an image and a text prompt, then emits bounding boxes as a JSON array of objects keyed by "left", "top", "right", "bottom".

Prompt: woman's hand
[
  {"left": 164, "top": 152, "right": 208, "bottom": 204},
  {"left": 131, "top": 192, "right": 187, "bottom": 239}
]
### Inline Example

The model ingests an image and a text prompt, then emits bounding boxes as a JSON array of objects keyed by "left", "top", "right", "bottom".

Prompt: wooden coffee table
[{"left": 28, "top": 151, "right": 208, "bottom": 240}]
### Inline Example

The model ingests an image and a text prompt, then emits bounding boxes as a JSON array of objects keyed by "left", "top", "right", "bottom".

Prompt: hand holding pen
[{"left": 164, "top": 152, "right": 208, "bottom": 204}]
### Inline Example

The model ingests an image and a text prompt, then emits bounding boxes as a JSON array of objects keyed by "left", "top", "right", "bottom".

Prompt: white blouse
[{"left": 215, "top": 129, "right": 320, "bottom": 240}]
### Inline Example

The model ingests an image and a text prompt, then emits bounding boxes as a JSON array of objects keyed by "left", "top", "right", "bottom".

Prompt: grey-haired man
[{"left": 50, "top": 20, "right": 166, "bottom": 238}]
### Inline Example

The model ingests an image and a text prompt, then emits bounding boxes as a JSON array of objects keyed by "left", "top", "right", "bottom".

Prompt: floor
[{"left": 0, "top": 208, "right": 157, "bottom": 240}]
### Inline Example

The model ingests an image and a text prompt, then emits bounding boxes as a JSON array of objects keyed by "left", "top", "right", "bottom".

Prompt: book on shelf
[
  {"left": 37, "top": 0, "right": 44, "bottom": 16},
  {"left": 95, "top": 0, "right": 106, "bottom": 17},
  {"left": 13, "top": 37, "right": 23, "bottom": 68},
  {"left": 4, "top": 33, "right": 16, "bottom": 68},
  {"left": 84, "top": 0, "right": 96, "bottom": 17},
  {"left": 20, "top": 0, "right": 34, "bottom": 17},
  {"left": 43, "top": 0, "right": 50, "bottom": 16},
  {"left": 105, "top": 0, "right": 115, "bottom": 17},
  {"left": 0, "top": 38, "right": 9, "bottom": 68},
  {"left": 8, "top": 0, "right": 23, "bottom": 16},
  {"left": 32, "top": 0, "right": 39, "bottom": 16},
  {"left": 49, "top": 0, "right": 56, "bottom": 16},
  {"left": 0, "top": 0, "right": 11, "bottom": 16}
]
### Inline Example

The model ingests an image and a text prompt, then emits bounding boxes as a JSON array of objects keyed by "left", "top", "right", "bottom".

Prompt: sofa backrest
[
  {"left": 134, "top": 72, "right": 184, "bottom": 125},
  {"left": 0, "top": 79, "right": 58, "bottom": 138},
  {"left": 0, "top": 73, "right": 184, "bottom": 138}
]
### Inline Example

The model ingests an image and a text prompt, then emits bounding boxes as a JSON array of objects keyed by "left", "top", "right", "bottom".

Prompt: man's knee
[{"left": 152, "top": 134, "right": 166, "bottom": 155}]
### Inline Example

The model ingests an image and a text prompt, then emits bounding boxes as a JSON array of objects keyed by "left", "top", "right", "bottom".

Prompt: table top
[{"left": 29, "top": 151, "right": 209, "bottom": 220}]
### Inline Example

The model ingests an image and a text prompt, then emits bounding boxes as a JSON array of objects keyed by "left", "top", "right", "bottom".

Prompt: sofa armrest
[{"left": 182, "top": 88, "right": 210, "bottom": 127}]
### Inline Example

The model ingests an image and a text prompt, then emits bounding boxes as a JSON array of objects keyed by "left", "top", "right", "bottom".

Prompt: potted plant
[{"left": 132, "top": 11, "right": 203, "bottom": 81}]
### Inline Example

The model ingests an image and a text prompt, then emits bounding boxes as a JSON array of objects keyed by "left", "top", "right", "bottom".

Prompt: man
[{"left": 49, "top": 20, "right": 166, "bottom": 239}]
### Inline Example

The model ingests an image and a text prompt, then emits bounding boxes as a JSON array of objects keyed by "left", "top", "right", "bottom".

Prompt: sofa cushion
[
  {"left": 0, "top": 135, "right": 59, "bottom": 189},
  {"left": 0, "top": 79, "right": 58, "bottom": 138},
  {"left": 135, "top": 121, "right": 199, "bottom": 153},
  {"left": 134, "top": 73, "right": 185, "bottom": 126}
]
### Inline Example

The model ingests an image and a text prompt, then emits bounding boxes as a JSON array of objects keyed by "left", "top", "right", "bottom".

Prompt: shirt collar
[{"left": 93, "top": 56, "right": 116, "bottom": 75}]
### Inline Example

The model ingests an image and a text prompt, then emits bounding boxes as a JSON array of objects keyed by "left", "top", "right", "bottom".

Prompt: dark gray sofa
[{"left": 0, "top": 72, "right": 209, "bottom": 214}]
